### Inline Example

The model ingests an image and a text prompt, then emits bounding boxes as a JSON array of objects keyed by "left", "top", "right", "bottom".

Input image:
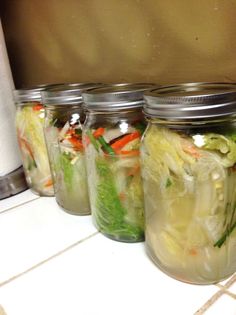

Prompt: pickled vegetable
[
  {"left": 44, "top": 112, "right": 90, "bottom": 215},
  {"left": 16, "top": 103, "right": 54, "bottom": 196},
  {"left": 84, "top": 123, "right": 145, "bottom": 242},
  {"left": 141, "top": 125, "right": 236, "bottom": 284}
]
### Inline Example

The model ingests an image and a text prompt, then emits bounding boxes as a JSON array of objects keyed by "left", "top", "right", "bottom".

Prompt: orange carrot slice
[
  {"left": 181, "top": 139, "right": 202, "bottom": 159},
  {"left": 33, "top": 104, "right": 43, "bottom": 111},
  {"left": 18, "top": 137, "right": 34, "bottom": 160},
  {"left": 111, "top": 131, "right": 140, "bottom": 150},
  {"left": 93, "top": 127, "right": 105, "bottom": 138},
  {"left": 116, "top": 149, "right": 140, "bottom": 156},
  {"left": 44, "top": 179, "right": 53, "bottom": 187},
  {"left": 188, "top": 248, "right": 198, "bottom": 256},
  {"left": 68, "top": 137, "right": 84, "bottom": 150}
]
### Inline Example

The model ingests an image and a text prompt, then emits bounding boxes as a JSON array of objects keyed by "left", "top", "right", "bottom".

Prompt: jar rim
[
  {"left": 41, "top": 83, "right": 103, "bottom": 106},
  {"left": 143, "top": 82, "right": 236, "bottom": 119},
  {"left": 82, "top": 83, "right": 157, "bottom": 111},
  {"left": 14, "top": 84, "right": 62, "bottom": 103}
]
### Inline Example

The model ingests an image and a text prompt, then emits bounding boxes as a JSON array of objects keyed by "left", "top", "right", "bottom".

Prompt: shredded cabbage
[
  {"left": 44, "top": 117, "right": 90, "bottom": 215},
  {"left": 141, "top": 124, "right": 236, "bottom": 283},
  {"left": 16, "top": 105, "right": 53, "bottom": 195},
  {"left": 196, "top": 133, "right": 236, "bottom": 167}
]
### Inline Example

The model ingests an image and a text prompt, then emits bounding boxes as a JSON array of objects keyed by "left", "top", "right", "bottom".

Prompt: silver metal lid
[
  {"left": 82, "top": 83, "right": 157, "bottom": 111},
  {"left": 144, "top": 82, "right": 236, "bottom": 119},
  {"left": 14, "top": 84, "right": 60, "bottom": 103},
  {"left": 0, "top": 166, "right": 28, "bottom": 200},
  {"left": 42, "top": 83, "right": 103, "bottom": 106}
]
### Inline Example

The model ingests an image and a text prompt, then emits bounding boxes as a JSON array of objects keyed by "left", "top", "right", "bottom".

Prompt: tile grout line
[
  {"left": 1, "top": 193, "right": 235, "bottom": 311},
  {"left": 195, "top": 274, "right": 236, "bottom": 315},
  {"left": 0, "top": 231, "right": 99, "bottom": 288},
  {"left": 224, "top": 290, "right": 236, "bottom": 299},
  {"left": 194, "top": 289, "right": 224, "bottom": 314},
  {"left": 224, "top": 273, "right": 236, "bottom": 289},
  {"left": 0, "top": 196, "right": 41, "bottom": 215},
  {"left": 215, "top": 274, "right": 236, "bottom": 299},
  {"left": 215, "top": 284, "right": 236, "bottom": 299}
]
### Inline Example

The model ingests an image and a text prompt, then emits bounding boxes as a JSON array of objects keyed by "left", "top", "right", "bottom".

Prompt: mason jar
[
  {"left": 141, "top": 82, "right": 236, "bottom": 284},
  {"left": 82, "top": 83, "right": 155, "bottom": 242},
  {"left": 42, "top": 83, "right": 101, "bottom": 215},
  {"left": 14, "top": 85, "right": 55, "bottom": 196}
]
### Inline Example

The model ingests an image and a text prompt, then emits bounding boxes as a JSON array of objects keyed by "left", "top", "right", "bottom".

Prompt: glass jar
[
  {"left": 141, "top": 82, "right": 236, "bottom": 284},
  {"left": 14, "top": 85, "right": 55, "bottom": 196},
  {"left": 82, "top": 83, "right": 155, "bottom": 242},
  {"left": 42, "top": 83, "right": 101, "bottom": 215}
]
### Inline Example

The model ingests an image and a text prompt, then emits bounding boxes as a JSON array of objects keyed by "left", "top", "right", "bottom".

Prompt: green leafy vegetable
[
  {"left": 27, "top": 159, "right": 37, "bottom": 171},
  {"left": 214, "top": 221, "right": 236, "bottom": 248},
  {"left": 96, "top": 136, "right": 115, "bottom": 155},
  {"left": 134, "top": 122, "right": 146, "bottom": 135},
  {"left": 214, "top": 203, "right": 236, "bottom": 248},
  {"left": 75, "top": 129, "right": 82, "bottom": 136},
  {"left": 165, "top": 178, "right": 172, "bottom": 188},
  {"left": 125, "top": 173, "right": 144, "bottom": 228},
  {"left": 202, "top": 133, "right": 236, "bottom": 167},
  {"left": 60, "top": 152, "right": 74, "bottom": 191},
  {"left": 95, "top": 157, "right": 143, "bottom": 241},
  {"left": 86, "top": 130, "right": 99, "bottom": 152}
]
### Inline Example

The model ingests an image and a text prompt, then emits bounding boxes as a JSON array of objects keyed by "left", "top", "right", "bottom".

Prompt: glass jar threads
[
  {"left": 82, "top": 83, "right": 155, "bottom": 242},
  {"left": 141, "top": 83, "right": 236, "bottom": 284},
  {"left": 14, "top": 85, "right": 54, "bottom": 196},
  {"left": 42, "top": 83, "right": 101, "bottom": 215}
]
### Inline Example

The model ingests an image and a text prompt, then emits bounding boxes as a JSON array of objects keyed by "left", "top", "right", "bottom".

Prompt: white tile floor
[
  {"left": 0, "top": 234, "right": 218, "bottom": 315},
  {"left": 226, "top": 278, "right": 236, "bottom": 295},
  {"left": 204, "top": 294, "right": 236, "bottom": 315},
  {"left": 0, "top": 195, "right": 97, "bottom": 284},
  {"left": 0, "top": 189, "right": 39, "bottom": 214},
  {"left": 0, "top": 190, "right": 235, "bottom": 315}
]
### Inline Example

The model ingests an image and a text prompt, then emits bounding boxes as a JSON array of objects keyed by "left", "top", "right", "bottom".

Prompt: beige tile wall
[{"left": 1, "top": 0, "right": 236, "bottom": 87}]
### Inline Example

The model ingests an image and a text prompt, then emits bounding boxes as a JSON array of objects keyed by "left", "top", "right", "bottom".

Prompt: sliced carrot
[
  {"left": 111, "top": 131, "right": 140, "bottom": 150},
  {"left": 33, "top": 104, "right": 43, "bottom": 111},
  {"left": 183, "top": 147, "right": 201, "bottom": 159},
  {"left": 44, "top": 179, "right": 53, "bottom": 187},
  {"left": 188, "top": 248, "right": 198, "bottom": 256},
  {"left": 65, "top": 129, "right": 75, "bottom": 136},
  {"left": 115, "top": 149, "right": 140, "bottom": 156},
  {"left": 18, "top": 137, "right": 34, "bottom": 160},
  {"left": 93, "top": 127, "right": 105, "bottom": 138},
  {"left": 181, "top": 140, "right": 202, "bottom": 159},
  {"left": 68, "top": 137, "right": 84, "bottom": 150}
]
